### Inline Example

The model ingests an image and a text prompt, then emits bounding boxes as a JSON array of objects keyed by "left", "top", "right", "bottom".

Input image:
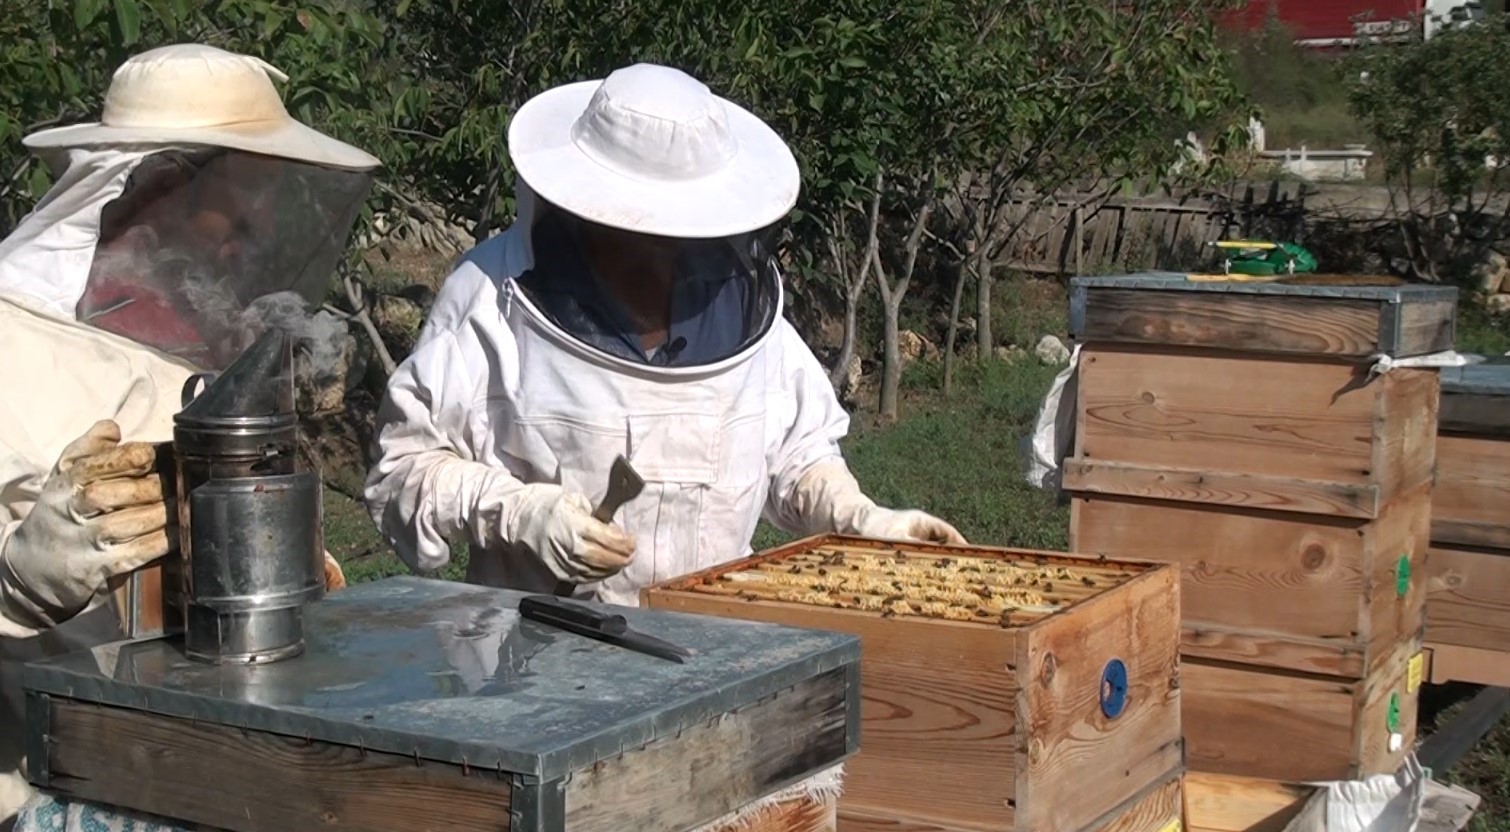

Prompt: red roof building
[{"left": 1220, "top": 0, "right": 1426, "bottom": 46}]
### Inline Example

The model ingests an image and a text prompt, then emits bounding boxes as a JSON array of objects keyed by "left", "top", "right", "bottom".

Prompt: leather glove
[
  {"left": 323, "top": 551, "right": 346, "bottom": 592},
  {"left": 1, "top": 420, "right": 175, "bottom": 631},
  {"left": 508, "top": 484, "right": 636, "bottom": 583}
]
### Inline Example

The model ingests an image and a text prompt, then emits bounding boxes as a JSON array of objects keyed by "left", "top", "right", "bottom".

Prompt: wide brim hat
[
  {"left": 24, "top": 43, "right": 380, "bottom": 171},
  {"left": 507, "top": 63, "right": 800, "bottom": 239}
]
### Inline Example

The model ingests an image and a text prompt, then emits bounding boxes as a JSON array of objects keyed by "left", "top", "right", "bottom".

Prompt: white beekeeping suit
[
  {"left": 0, "top": 44, "right": 379, "bottom": 832},
  {"left": 364, "top": 63, "right": 966, "bottom": 609}
]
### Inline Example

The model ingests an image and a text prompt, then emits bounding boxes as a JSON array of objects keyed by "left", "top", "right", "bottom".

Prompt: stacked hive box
[
  {"left": 645, "top": 534, "right": 1185, "bottom": 832},
  {"left": 26, "top": 577, "right": 860, "bottom": 832},
  {"left": 1062, "top": 273, "right": 1457, "bottom": 783},
  {"left": 1424, "top": 361, "right": 1510, "bottom": 687}
]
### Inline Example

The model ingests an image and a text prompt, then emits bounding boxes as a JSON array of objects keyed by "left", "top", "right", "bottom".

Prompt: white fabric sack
[
  {"left": 1310, "top": 754, "right": 1426, "bottom": 832},
  {"left": 1021, "top": 344, "right": 1080, "bottom": 491}
]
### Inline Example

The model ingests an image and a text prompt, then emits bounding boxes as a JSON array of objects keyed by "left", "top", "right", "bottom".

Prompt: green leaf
[
  {"left": 74, "top": 0, "right": 104, "bottom": 29},
  {"left": 396, "top": 0, "right": 413, "bottom": 17},
  {"left": 262, "top": 8, "right": 286, "bottom": 36},
  {"left": 27, "top": 164, "right": 52, "bottom": 199},
  {"left": 113, "top": 0, "right": 142, "bottom": 45}
]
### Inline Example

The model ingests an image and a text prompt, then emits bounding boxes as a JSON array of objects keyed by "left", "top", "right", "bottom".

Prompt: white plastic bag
[{"left": 1020, "top": 344, "right": 1081, "bottom": 491}]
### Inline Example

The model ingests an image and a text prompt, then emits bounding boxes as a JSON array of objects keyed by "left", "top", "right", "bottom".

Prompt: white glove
[
  {"left": 850, "top": 506, "right": 968, "bottom": 545},
  {"left": 788, "top": 457, "right": 967, "bottom": 545},
  {"left": 1, "top": 420, "right": 175, "bottom": 633},
  {"left": 505, "top": 484, "right": 637, "bottom": 583}
]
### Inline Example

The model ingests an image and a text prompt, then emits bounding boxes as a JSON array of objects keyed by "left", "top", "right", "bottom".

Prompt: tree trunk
[
  {"left": 974, "top": 246, "right": 993, "bottom": 355},
  {"left": 942, "top": 261, "right": 968, "bottom": 396},
  {"left": 829, "top": 285, "right": 861, "bottom": 391},
  {"left": 880, "top": 295, "right": 903, "bottom": 421}
]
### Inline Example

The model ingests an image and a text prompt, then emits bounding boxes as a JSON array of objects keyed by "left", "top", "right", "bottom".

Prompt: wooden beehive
[
  {"left": 1183, "top": 773, "right": 1325, "bottom": 832},
  {"left": 643, "top": 534, "right": 1184, "bottom": 832},
  {"left": 25, "top": 577, "right": 860, "bottom": 832},
  {"left": 1424, "top": 362, "right": 1510, "bottom": 688},
  {"left": 1063, "top": 273, "right": 1453, "bottom": 782}
]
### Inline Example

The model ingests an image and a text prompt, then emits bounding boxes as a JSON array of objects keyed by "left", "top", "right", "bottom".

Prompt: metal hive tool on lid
[{"left": 172, "top": 326, "right": 326, "bottom": 665}]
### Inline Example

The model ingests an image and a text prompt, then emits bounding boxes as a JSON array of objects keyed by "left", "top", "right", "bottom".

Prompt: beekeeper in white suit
[
  {"left": 365, "top": 63, "right": 966, "bottom": 607},
  {"left": 0, "top": 44, "right": 378, "bottom": 832}
]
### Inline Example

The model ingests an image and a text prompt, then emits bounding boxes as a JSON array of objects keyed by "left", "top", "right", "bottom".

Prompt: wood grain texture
[
  {"left": 42, "top": 698, "right": 514, "bottom": 832},
  {"left": 1425, "top": 544, "right": 1510, "bottom": 654},
  {"left": 565, "top": 668, "right": 850, "bottom": 832},
  {"left": 1183, "top": 643, "right": 1417, "bottom": 782},
  {"left": 833, "top": 776, "right": 1181, "bottom": 832},
  {"left": 1394, "top": 298, "right": 1458, "bottom": 357},
  {"left": 1355, "top": 641, "right": 1421, "bottom": 779},
  {"left": 1018, "top": 568, "right": 1184, "bottom": 832},
  {"left": 644, "top": 535, "right": 1182, "bottom": 832},
  {"left": 644, "top": 591, "right": 1019, "bottom": 829},
  {"left": 1075, "top": 289, "right": 1390, "bottom": 356},
  {"left": 738, "top": 798, "right": 839, "bottom": 832},
  {"left": 1363, "top": 484, "right": 1431, "bottom": 676},
  {"left": 1070, "top": 495, "right": 1368, "bottom": 676},
  {"left": 1183, "top": 659, "right": 1358, "bottom": 781},
  {"left": 835, "top": 808, "right": 972, "bottom": 832},
  {"left": 1426, "top": 643, "right": 1510, "bottom": 687},
  {"left": 1430, "top": 520, "right": 1510, "bottom": 551},
  {"left": 1179, "top": 626, "right": 1364, "bottom": 679},
  {"left": 1075, "top": 348, "right": 1379, "bottom": 489},
  {"left": 1084, "top": 774, "right": 1183, "bottom": 832},
  {"left": 1062, "top": 458, "right": 1381, "bottom": 519},
  {"left": 1373, "top": 368, "right": 1439, "bottom": 506},
  {"left": 1183, "top": 773, "right": 1322, "bottom": 832},
  {"left": 1431, "top": 433, "right": 1510, "bottom": 537}
]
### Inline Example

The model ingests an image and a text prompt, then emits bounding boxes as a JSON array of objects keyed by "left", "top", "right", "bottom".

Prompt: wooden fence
[{"left": 998, "top": 180, "right": 1313, "bottom": 276}]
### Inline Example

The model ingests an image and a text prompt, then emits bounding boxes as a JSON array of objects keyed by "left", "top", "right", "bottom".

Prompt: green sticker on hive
[
  {"left": 1396, "top": 555, "right": 1411, "bottom": 598},
  {"left": 1387, "top": 692, "right": 1401, "bottom": 733}
]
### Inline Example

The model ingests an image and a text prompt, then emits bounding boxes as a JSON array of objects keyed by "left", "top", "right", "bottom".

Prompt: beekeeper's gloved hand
[
  {"left": 505, "top": 484, "right": 636, "bottom": 582},
  {"left": 323, "top": 551, "right": 347, "bottom": 592},
  {"left": 789, "top": 457, "right": 966, "bottom": 545},
  {"left": 1, "top": 420, "right": 175, "bottom": 633}
]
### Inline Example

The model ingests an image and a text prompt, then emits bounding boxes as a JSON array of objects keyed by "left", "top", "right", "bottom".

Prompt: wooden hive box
[
  {"left": 1424, "top": 361, "right": 1510, "bottom": 688},
  {"left": 643, "top": 534, "right": 1184, "bottom": 832},
  {"left": 1062, "top": 273, "right": 1452, "bottom": 782},
  {"left": 1183, "top": 773, "right": 1326, "bottom": 832},
  {"left": 24, "top": 577, "right": 860, "bottom": 832}
]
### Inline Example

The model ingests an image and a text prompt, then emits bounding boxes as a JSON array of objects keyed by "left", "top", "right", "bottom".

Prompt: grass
[{"left": 319, "top": 280, "right": 1510, "bottom": 829}]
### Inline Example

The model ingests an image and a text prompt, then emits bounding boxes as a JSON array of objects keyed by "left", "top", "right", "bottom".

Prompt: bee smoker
[{"left": 170, "top": 327, "right": 326, "bottom": 664}]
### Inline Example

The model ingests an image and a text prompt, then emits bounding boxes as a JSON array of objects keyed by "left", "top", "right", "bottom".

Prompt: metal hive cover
[
  {"left": 1441, "top": 359, "right": 1510, "bottom": 397},
  {"left": 1070, "top": 271, "right": 1459, "bottom": 302},
  {"left": 23, "top": 577, "right": 859, "bottom": 780}
]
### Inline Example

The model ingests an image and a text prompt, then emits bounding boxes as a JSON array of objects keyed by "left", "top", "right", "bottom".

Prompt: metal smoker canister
[{"left": 174, "top": 328, "right": 325, "bottom": 664}]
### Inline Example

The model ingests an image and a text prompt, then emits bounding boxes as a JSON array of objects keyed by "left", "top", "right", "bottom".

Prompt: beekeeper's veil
[{"left": 0, "top": 43, "right": 380, "bottom": 371}]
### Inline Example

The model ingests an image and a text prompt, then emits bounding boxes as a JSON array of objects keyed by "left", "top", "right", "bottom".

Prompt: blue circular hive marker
[{"left": 1100, "top": 658, "right": 1129, "bottom": 719}]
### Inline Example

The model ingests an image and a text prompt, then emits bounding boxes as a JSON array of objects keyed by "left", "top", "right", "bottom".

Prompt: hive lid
[
  {"left": 1069, "top": 271, "right": 1460, "bottom": 302},
  {"left": 1440, "top": 359, "right": 1510, "bottom": 397},
  {"left": 175, "top": 327, "right": 296, "bottom": 428},
  {"left": 1067, "top": 271, "right": 1459, "bottom": 358},
  {"left": 21, "top": 576, "right": 859, "bottom": 780}
]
